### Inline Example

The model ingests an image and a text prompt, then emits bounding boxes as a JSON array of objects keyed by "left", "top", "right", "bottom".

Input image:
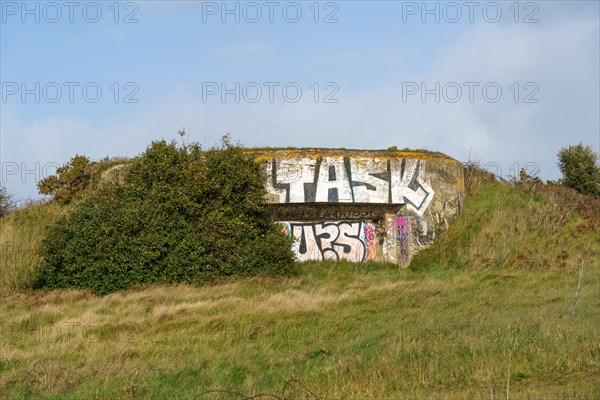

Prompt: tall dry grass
[
  {"left": 0, "top": 203, "right": 67, "bottom": 297},
  {"left": 412, "top": 163, "right": 600, "bottom": 271}
]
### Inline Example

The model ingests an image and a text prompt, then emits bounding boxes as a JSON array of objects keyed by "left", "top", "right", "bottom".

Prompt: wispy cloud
[{"left": 2, "top": 4, "right": 598, "bottom": 201}]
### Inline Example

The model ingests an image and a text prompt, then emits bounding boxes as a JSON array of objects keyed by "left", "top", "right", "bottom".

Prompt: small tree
[
  {"left": 0, "top": 186, "right": 14, "bottom": 218},
  {"left": 37, "top": 155, "right": 92, "bottom": 204},
  {"left": 557, "top": 144, "right": 600, "bottom": 196}
]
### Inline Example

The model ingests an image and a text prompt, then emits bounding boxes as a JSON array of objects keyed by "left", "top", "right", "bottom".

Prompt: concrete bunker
[{"left": 250, "top": 149, "right": 465, "bottom": 266}]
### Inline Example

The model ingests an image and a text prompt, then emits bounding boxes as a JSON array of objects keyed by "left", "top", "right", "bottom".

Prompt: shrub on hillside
[
  {"left": 37, "top": 155, "right": 92, "bottom": 204},
  {"left": 557, "top": 143, "right": 600, "bottom": 197},
  {"left": 0, "top": 185, "right": 14, "bottom": 218},
  {"left": 35, "top": 137, "right": 296, "bottom": 294}
]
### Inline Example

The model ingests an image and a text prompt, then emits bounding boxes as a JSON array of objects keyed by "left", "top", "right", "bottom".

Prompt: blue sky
[{"left": 1, "top": 0, "right": 599, "bottom": 202}]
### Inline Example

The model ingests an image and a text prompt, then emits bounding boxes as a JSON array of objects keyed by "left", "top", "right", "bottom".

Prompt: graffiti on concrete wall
[
  {"left": 383, "top": 215, "right": 397, "bottom": 263},
  {"left": 363, "top": 223, "right": 377, "bottom": 261},
  {"left": 268, "top": 204, "right": 400, "bottom": 221},
  {"left": 265, "top": 157, "right": 435, "bottom": 216},
  {"left": 409, "top": 218, "right": 432, "bottom": 247},
  {"left": 256, "top": 149, "right": 465, "bottom": 266},
  {"left": 283, "top": 221, "right": 368, "bottom": 262},
  {"left": 282, "top": 214, "right": 420, "bottom": 265},
  {"left": 396, "top": 215, "right": 411, "bottom": 264}
]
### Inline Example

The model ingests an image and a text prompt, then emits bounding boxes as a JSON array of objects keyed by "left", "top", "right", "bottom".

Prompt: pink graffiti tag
[{"left": 364, "top": 223, "right": 377, "bottom": 261}]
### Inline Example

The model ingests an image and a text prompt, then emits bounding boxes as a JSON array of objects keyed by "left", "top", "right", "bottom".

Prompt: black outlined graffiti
[
  {"left": 266, "top": 157, "right": 435, "bottom": 216},
  {"left": 284, "top": 221, "right": 368, "bottom": 262}
]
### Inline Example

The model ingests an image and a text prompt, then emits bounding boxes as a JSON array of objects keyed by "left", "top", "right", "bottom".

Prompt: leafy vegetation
[
  {"left": 33, "top": 137, "right": 296, "bottom": 295},
  {"left": 37, "top": 155, "right": 92, "bottom": 204},
  {"left": 0, "top": 185, "right": 14, "bottom": 218},
  {"left": 557, "top": 143, "right": 600, "bottom": 196}
]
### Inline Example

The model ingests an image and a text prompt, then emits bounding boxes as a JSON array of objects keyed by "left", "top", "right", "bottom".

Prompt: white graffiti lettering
[
  {"left": 286, "top": 221, "right": 367, "bottom": 262},
  {"left": 266, "top": 157, "right": 435, "bottom": 216}
]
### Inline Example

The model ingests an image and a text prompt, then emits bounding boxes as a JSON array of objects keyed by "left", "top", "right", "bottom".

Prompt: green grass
[
  {"left": 412, "top": 180, "right": 599, "bottom": 272},
  {"left": 0, "top": 263, "right": 598, "bottom": 399},
  {"left": 1, "top": 179, "right": 598, "bottom": 399}
]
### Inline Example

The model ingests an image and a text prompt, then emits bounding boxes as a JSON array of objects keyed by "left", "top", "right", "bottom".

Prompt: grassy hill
[{"left": 0, "top": 172, "right": 598, "bottom": 399}]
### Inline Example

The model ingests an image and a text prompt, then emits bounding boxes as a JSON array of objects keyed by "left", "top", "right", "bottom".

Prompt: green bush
[
  {"left": 0, "top": 185, "right": 14, "bottom": 218},
  {"left": 35, "top": 137, "right": 296, "bottom": 294},
  {"left": 557, "top": 143, "right": 600, "bottom": 196},
  {"left": 37, "top": 155, "right": 92, "bottom": 204}
]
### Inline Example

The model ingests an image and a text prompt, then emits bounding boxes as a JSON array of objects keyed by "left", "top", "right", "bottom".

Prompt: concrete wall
[{"left": 250, "top": 149, "right": 465, "bottom": 266}]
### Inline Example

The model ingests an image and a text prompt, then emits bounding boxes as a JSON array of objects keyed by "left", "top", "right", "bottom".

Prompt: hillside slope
[
  {"left": 412, "top": 176, "right": 599, "bottom": 271},
  {"left": 0, "top": 175, "right": 598, "bottom": 399}
]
